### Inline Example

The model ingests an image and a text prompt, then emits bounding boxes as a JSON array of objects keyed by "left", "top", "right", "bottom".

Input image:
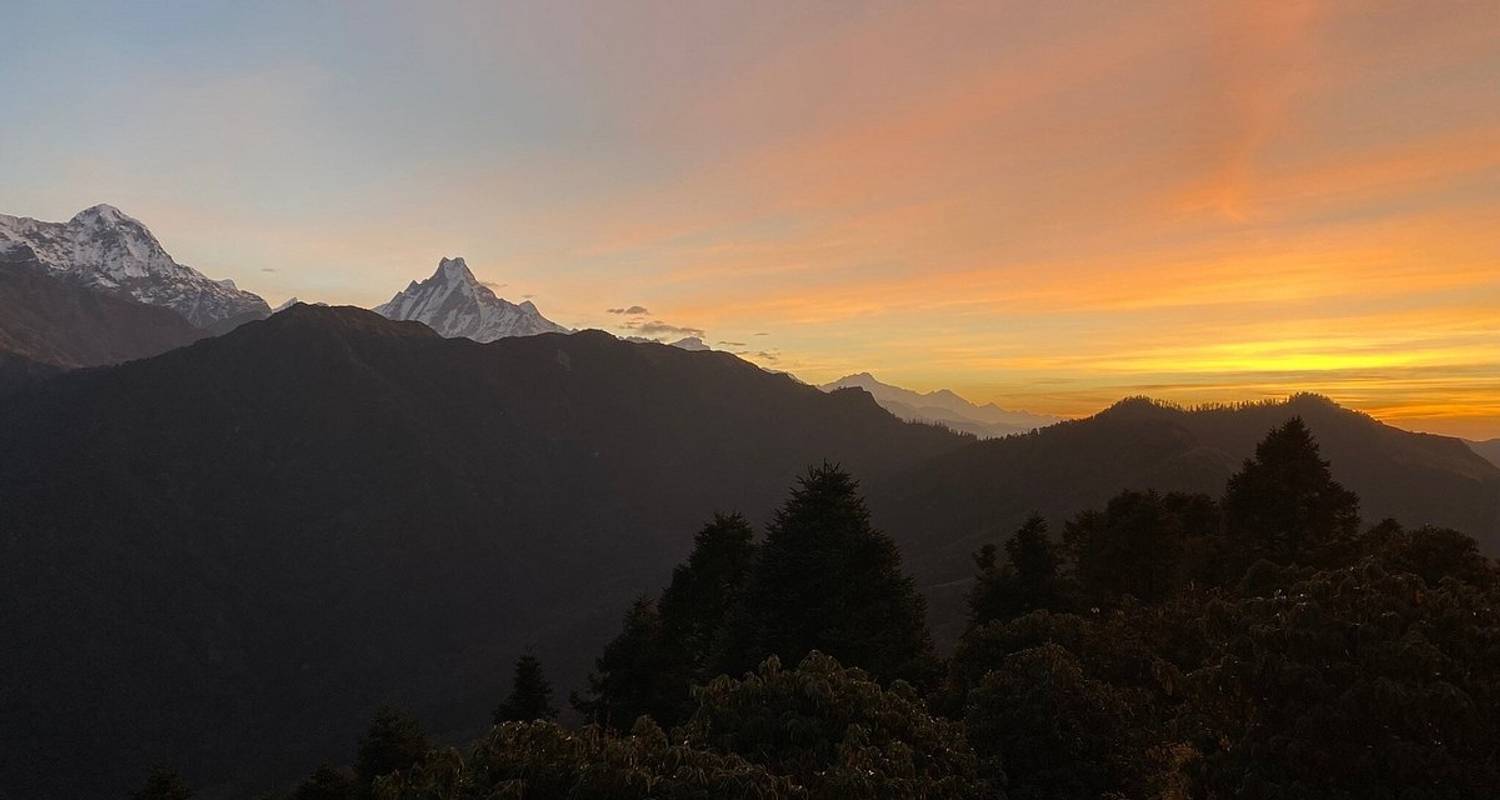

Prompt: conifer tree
[
  {"left": 1224, "top": 417, "right": 1359, "bottom": 567},
  {"left": 571, "top": 597, "right": 685, "bottom": 728},
  {"left": 968, "top": 515, "right": 1067, "bottom": 625},
  {"left": 575, "top": 513, "right": 757, "bottom": 729},
  {"left": 353, "top": 706, "right": 429, "bottom": 798},
  {"left": 659, "top": 511, "right": 757, "bottom": 677},
  {"left": 1064, "top": 491, "right": 1191, "bottom": 604},
  {"left": 493, "top": 654, "right": 558, "bottom": 723},
  {"left": 733, "top": 462, "right": 935, "bottom": 685}
]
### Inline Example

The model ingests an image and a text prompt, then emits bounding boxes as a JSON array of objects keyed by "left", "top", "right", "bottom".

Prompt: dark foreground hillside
[
  {"left": 5, "top": 306, "right": 1498, "bottom": 797},
  {"left": 173, "top": 429, "right": 1500, "bottom": 800},
  {"left": 0, "top": 305, "right": 964, "bottom": 798}
]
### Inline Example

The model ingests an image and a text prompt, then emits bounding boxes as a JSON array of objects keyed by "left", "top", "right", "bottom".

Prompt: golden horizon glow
[{"left": 6, "top": 2, "right": 1500, "bottom": 437}]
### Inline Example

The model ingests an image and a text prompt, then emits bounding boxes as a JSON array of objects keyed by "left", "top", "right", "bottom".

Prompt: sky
[{"left": 4, "top": 1, "right": 1499, "bottom": 438}]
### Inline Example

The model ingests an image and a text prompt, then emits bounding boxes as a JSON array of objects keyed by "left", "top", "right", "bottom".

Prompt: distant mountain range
[
  {"left": 625, "top": 334, "right": 713, "bottom": 351},
  {"left": 820, "top": 372, "right": 1059, "bottom": 437},
  {"left": 0, "top": 204, "right": 269, "bottom": 328},
  {"left": 3, "top": 306, "right": 1497, "bottom": 797},
  {"left": 1470, "top": 438, "right": 1500, "bottom": 468},
  {"left": 374, "top": 257, "right": 569, "bottom": 341},
  {"left": 0, "top": 205, "right": 579, "bottom": 351}
]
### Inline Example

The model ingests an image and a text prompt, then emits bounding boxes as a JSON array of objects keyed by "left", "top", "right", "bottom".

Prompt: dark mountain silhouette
[
  {"left": 4, "top": 307, "right": 1495, "bottom": 797},
  {"left": 0, "top": 304, "right": 964, "bottom": 799},
  {"left": 0, "top": 244, "right": 203, "bottom": 368},
  {"left": 1470, "top": 438, "right": 1500, "bottom": 469},
  {"left": 873, "top": 394, "right": 1500, "bottom": 642}
]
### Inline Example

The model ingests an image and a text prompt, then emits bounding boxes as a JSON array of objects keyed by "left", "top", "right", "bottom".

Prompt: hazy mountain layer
[
  {"left": 821, "top": 372, "right": 1058, "bottom": 438},
  {"left": 1470, "top": 438, "right": 1500, "bottom": 469}
]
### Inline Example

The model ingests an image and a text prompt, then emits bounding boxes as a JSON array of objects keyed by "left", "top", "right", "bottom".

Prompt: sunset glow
[{"left": 6, "top": 1, "right": 1499, "bottom": 436}]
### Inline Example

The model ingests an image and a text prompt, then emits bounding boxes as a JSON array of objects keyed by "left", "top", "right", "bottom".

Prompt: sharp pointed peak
[{"left": 433, "top": 256, "right": 475, "bottom": 282}]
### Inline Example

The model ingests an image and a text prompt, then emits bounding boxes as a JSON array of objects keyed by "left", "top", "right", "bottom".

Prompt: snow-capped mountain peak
[
  {"left": 71, "top": 203, "right": 135, "bottom": 226},
  {"left": 668, "top": 336, "right": 711, "bottom": 351},
  {"left": 0, "top": 204, "right": 269, "bottom": 328},
  {"left": 374, "top": 257, "right": 569, "bottom": 342}
]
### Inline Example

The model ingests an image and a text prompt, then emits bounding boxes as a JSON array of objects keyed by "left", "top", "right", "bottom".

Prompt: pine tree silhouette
[
  {"left": 1225, "top": 417, "right": 1360, "bottom": 566},
  {"left": 733, "top": 462, "right": 935, "bottom": 685},
  {"left": 493, "top": 654, "right": 559, "bottom": 723}
]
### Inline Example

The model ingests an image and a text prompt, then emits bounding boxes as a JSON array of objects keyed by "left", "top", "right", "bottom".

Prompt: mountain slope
[
  {"left": 0, "top": 244, "right": 204, "bottom": 367},
  {"left": 1469, "top": 439, "right": 1500, "bottom": 469},
  {"left": 0, "top": 205, "right": 269, "bottom": 328},
  {"left": 0, "top": 305, "right": 963, "bottom": 799},
  {"left": 874, "top": 394, "right": 1500, "bottom": 642},
  {"left": 820, "top": 372, "right": 1058, "bottom": 438},
  {"left": 374, "top": 257, "right": 568, "bottom": 341}
]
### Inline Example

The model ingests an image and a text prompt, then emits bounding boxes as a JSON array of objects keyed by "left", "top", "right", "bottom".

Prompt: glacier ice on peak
[{"left": 0, "top": 203, "right": 269, "bottom": 328}]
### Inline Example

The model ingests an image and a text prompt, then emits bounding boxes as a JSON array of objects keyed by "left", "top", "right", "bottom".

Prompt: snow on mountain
[
  {"left": 0, "top": 204, "right": 270, "bottom": 328},
  {"left": 271, "top": 297, "right": 301, "bottom": 313},
  {"left": 620, "top": 334, "right": 714, "bottom": 351},
  {"left": 820, "top": 372, "right": 1060, "bottom": 438},
  {"left": 667, "top": 336, "right": 711, "bottom": 351},
  {"left": 373, "top": 257, "right": 569, "bottom": 342}
]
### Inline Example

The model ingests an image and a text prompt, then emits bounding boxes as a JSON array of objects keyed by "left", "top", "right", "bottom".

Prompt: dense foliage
[
  {"left": 377, "top": 652, "right": 979, "bottom": 800},
  {"left": 149, "top": 419, "right": 1500, "bottom": 799},
  {"left": 948, "top": 416, "right": 1500, "bottom": 798},
  {"left": 574, "top": 467, "right": 936, "bottom": 727}
]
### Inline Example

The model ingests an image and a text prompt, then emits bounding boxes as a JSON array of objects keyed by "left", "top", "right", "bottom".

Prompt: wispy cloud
[{"left": 623, "top": 319, "right": 705, "bottom": 338}]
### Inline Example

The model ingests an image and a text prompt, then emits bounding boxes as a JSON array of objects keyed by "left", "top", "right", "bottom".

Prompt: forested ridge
[
  {"left": 136, "top": 418, "right": 1499, "bottom": 800},
  {"left": 5, "top": 307, "right": 1496, "bottom": 798}
]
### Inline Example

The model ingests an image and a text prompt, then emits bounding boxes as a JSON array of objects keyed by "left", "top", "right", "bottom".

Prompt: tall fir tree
[
  {"left": 732, "top": 463, "right": 935, "bottom": 685},
  {"left": 1224, "top": 417, "right": 1360, "bottom": 568},
  {"left": 1063, "top": 491, "right": 1196, "bottom": 605},
  {"left": 353, "top": 706, "right": 429, "bottom": 798},
  {"left": 571, "top": 597, "right": 687, "bottom": 728},
  {"left": 575, "top": 512, "right": 758, "bottom": 729},
  {"left": 494, "top": 654, "right": 559, "bottom": 723},
  {"left": 659, "top": 511, "right": 758, "bottom": 677},
  {"left": 968, "top": 515, "right": 1067, "bottom": 625}
]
